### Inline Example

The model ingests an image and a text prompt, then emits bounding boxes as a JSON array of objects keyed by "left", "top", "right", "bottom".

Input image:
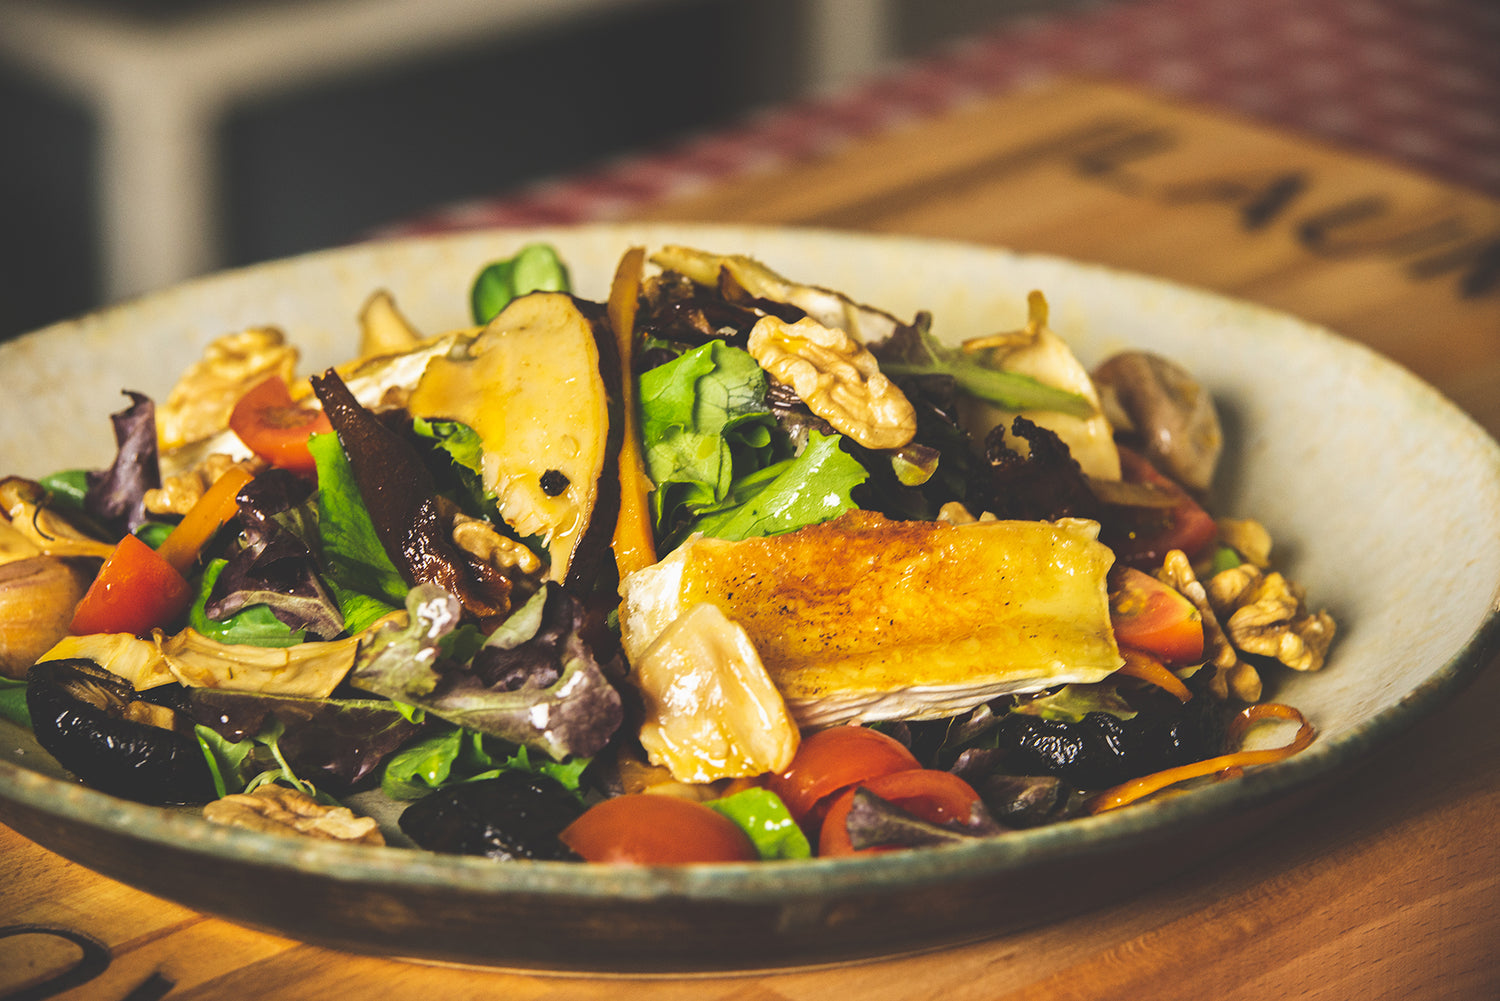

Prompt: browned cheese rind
[{"left": 619, "top": 510, "right": 1122, "bottom": 727}]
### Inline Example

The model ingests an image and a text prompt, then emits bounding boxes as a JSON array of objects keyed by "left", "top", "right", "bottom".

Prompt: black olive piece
[
  {"left": 539, "top": 469, "right": 570, "bottom": 497},
  {"left": 398, "top": 770, "right": 586, "bottom": 861},
  {"left": 26, "top": 659, "right": 217, "bottom": 805}
]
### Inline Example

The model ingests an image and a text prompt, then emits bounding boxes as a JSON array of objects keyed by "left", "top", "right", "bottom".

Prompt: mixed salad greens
[{"left": 0, "top": 243, "right": 1334, "bottom": 863}]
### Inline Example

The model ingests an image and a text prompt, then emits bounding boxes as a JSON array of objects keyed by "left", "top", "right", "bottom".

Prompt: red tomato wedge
[
  {"left": 558, "top": 794, "right": 758, "bottom": 864},
  {"left": 1109, "top": 566, "right": 1205, "bottom": 666},
  {"left": 69, "top": 533, "right": 194, "bottom": 636},
  {"left": 228, "top": 375, "right": 332, "bottom": 475},
  {"left": 70, "top": 466, "right": 253, "bottom": 636},
  {"left": 763, "top": 726, "right": 921, "bottom": 827},
  {"left": 1111, "top": 447, "right": 1218, "bottom": 566},
  {"left": 818, "top": 769, "right": 984, "bottom": 857}
]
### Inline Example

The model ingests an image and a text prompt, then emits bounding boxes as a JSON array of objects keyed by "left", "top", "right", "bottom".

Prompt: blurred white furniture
[{"left": 0, "top": 0, "right": 892, "bottom": 301}]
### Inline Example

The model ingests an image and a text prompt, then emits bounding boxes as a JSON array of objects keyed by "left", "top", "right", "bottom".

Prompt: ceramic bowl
[{"left": 2, "top": 224, "right": 1497, "bottom": 972}]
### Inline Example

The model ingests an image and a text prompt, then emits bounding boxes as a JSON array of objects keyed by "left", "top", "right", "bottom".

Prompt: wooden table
[{"left": 3, "top": 80, "right": 1498, "bottom": 1001}]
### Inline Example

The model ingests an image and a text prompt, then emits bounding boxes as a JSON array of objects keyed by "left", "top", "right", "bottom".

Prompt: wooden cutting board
[
  {"left": 637, "top": 80, "right": 1500, "bottom": 434},
  {"left": 3, "top": 80, "right": 1497, "bottom": 1001}
]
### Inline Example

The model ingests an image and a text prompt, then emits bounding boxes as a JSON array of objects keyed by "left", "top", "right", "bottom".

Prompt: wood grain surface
[{"left": 3, "top": 80, "right": 1498, "bottom": 1000}]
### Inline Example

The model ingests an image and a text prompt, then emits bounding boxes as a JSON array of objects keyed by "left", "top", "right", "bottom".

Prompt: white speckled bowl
[{"left": 2, "top": 224, "right": 1497, "bottom": 972}]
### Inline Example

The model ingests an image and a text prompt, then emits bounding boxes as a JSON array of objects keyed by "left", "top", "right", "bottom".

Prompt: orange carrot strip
[
  {"left": 608, "top": 246, "right": 657, "bottom": 579},
  {"left": 1086, "top": 703, "right": 1315, "bottom": 814},
  {"left": 154, "top": 465, "right": 254, "bottom": 575},
  {"left": 1114, "top": 647, "right": 1193, "bottom": 702}
]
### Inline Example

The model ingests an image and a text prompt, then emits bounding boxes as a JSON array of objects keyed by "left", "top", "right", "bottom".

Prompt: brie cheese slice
[{"left": 619, "top": 511, "right": 1122, "bottom": 728}]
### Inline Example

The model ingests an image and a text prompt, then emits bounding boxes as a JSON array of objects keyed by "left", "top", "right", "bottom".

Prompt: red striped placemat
[{"left": 385, "top": 0, "right": 1499, "bottom": 235}]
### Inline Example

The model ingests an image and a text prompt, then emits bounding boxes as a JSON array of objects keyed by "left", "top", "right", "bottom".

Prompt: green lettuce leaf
[
  {"left": 684, "top": 430, "right": 867, "bottom": 543},
  {"left": 350, "top": 583, "right": 623, "bottom": 761},
  {"left": 37, "top": 469, "right": 90, "bottom": 511},
  {"left": 189, "top": 559, "right": 306, "bottom": 648},
  {"left": 639, "top": 341, "right": 778, "bottom": 534},
  {"left": 470, "top": 242, "right": 571, "bottom": 324},
  {"left": 380, "top": 726, "right": 465, "bottom": 799},
  {"left": 307, "top": 431, "right": 407, "bottom": 632},
  {"left": 194, "top": 724, "right": 257, "bottom": 798},
  {"left": 381, "top": 724, "right": 590, "bottom": 801},
  {"left": 1013, "top": 682, "right": 1138, "bottom": 723},
  {"left": 0, "top": 677, "right": 29, "bottom": 728},
  {"left": 875, "top": 313, "right": 1093, "bottom": 417},
  {"left": 411, "top": 417, "right": 492, "bottom": 514}
]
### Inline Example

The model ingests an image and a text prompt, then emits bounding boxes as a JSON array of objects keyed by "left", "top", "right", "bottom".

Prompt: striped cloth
[{"left": 389, "top": 0, "right": 1500, "bottom": 234}]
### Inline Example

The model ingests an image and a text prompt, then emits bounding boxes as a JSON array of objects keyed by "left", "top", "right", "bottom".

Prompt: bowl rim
[{"left": 3, "top": 220, "right": 1498, "bottom": 906}]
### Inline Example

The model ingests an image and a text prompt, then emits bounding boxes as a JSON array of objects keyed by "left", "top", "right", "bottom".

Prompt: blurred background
[{"left": 0, "top": 0, "right": 1108, "bottom": 342}]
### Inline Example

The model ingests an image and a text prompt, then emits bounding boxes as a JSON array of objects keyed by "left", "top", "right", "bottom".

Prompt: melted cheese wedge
[{"left": 619, "top": 511, "right": 1122, "bottom": 728}]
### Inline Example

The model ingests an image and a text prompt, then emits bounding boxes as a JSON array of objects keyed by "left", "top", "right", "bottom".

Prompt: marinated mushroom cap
[
  {"left": 1092, "top": 351, "right": 1223, "bottom": 491},
  {"left": 25, "top": 658, "right": 217, "bottom": 804}
]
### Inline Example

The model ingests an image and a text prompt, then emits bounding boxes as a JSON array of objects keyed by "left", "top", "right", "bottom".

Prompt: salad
[{"left": 0, "top": 243, "right": 1335, "bottom": 864}]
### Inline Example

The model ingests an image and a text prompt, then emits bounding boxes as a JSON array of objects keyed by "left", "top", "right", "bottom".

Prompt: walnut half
[
  {"left": 1209, "top": 565, "right": 1336, "bottom": 673},
  {"left": 1158, "top": 549, "right": 1261, "bottom": 702},
  {"left": 748, "top": 315, "right": 917, "bottom": 450},
  {"left": 145, "top": 453, "right": 265, "bottom": 517},
  {"left": 451, "top": 513, "right": 543, "bottom": 576},
  {"left": 202, "top": 785, "right": 385, "bottom": 845}
]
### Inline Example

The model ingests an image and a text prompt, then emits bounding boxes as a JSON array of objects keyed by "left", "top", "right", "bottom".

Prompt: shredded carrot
[
  {"left": 154, "top": 465, "right": 254, "bottom": 575},
  {"left": 1086, "top": 702, "right": 1315, "bottom": 814},
  {"left": 1114, "top": 648, "right": 1193, "bottom": 702},
  {"left": 607, "top": 246, "right": 657, "bottom": 578}
]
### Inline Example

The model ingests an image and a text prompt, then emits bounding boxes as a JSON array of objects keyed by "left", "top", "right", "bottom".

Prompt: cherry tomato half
[
  {"left": 1109, "top": 566, "right": 1205, "bottom": 666},
  {"left": 1108, "top": 447, "right": 1218, "bottom": 567},
  {"left": 558, "top": 794, "right": 758, "bottom": 864},
  {"left": 228, "top": 375, "right": 332, "bottom": 475},
  {"left": 818, "top": 769, "right": 984, "bottom": 857},
  {"left": 763, "top": 726, "right": 921, "bottom": 827}
]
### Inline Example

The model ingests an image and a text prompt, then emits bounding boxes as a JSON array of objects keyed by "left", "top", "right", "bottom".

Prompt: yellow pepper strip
[
  {"left": 1114, "top": 647, "right": 1193, "bottom": 702},
  {"left": 608, "top": 246, "right": 657, "bottom": 579},
  {"left": 1086, "top": 702, "right": 1315, "bottom": 814},
  {"left": 154, "top": 465, "right": 254, "bottom": 576}
]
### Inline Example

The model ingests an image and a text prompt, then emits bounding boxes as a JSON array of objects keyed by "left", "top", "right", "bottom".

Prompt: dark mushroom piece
[
  {"left": 25, "top": 658, "right": 216, "bottom": 804},
  {"left": 1092, "top": 351, "right": 1223, "bottom": 492}
]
